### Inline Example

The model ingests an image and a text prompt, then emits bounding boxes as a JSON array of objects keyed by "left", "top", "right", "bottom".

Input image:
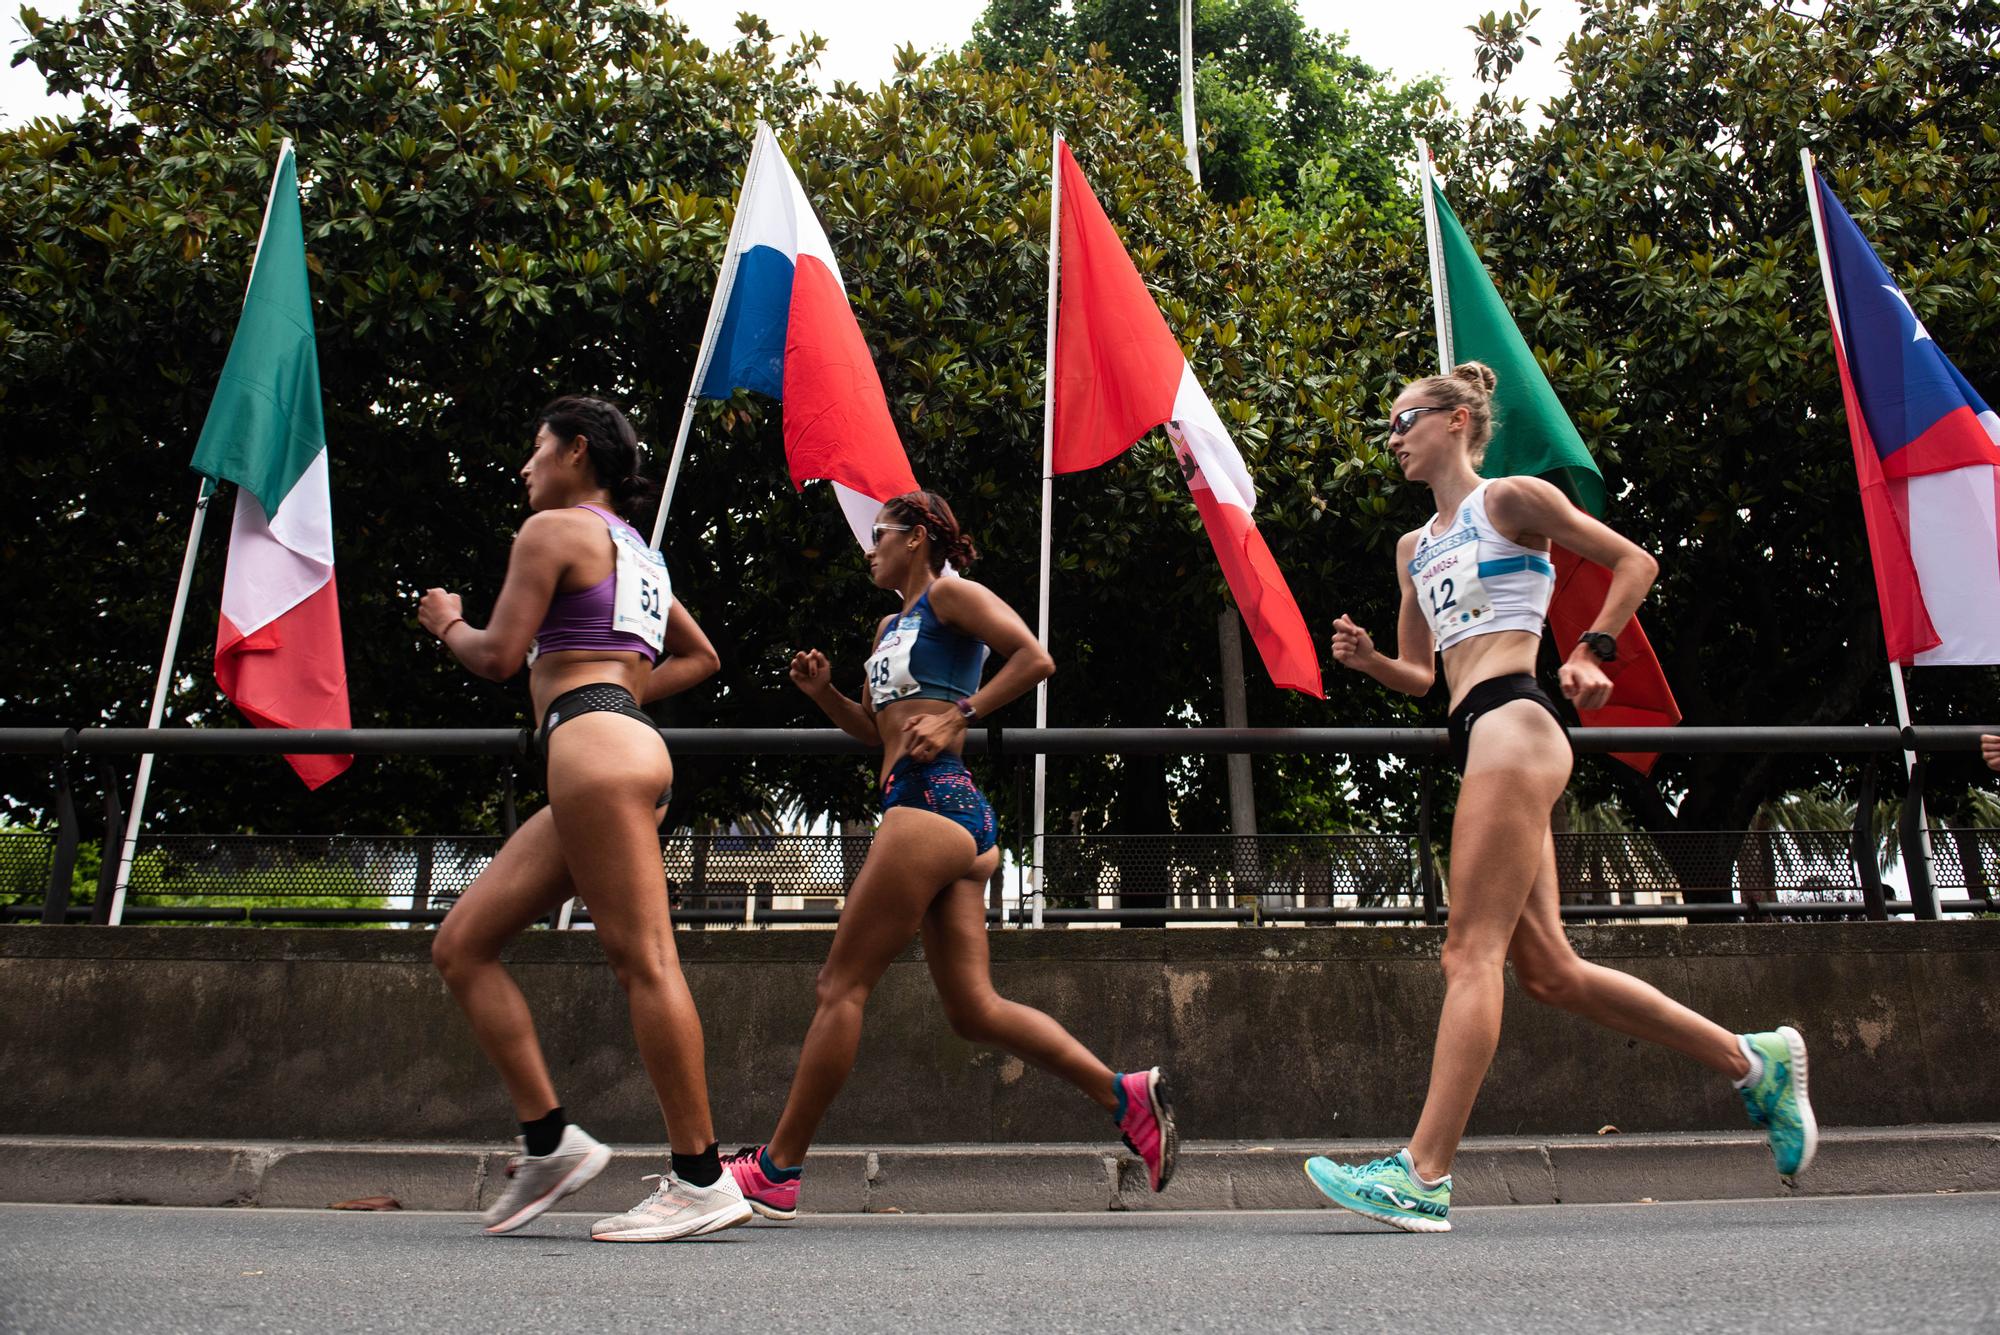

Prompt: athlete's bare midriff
[
  {"left": 529, "top": 651, "right": 652, "bottom": 720},
  {"left": 1440, "top": 628, "right": 1543, "bottom": 713},
  {"left": 873, "top": 697, "right": 961, "bottom": 781}
]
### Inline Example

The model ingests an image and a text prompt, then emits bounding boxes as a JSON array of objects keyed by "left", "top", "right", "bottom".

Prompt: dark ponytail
[
  {"left": 883, "top": 490, "right": 979, "bottom": 574},
  {"left": 533, "top": 395, "right": 660, "bottom": 522}
]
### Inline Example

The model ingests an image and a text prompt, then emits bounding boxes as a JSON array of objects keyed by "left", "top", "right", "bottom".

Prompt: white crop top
[{"left": 1408, "top": 480, "right": 1555, "bottom": 651}]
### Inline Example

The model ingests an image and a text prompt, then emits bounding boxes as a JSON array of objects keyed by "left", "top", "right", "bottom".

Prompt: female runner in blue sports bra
[
  {"left": 721, "top": 491, "right": 1178, "bottom": 1217},
  {"left": 1303, "top": 363, "right": 1816, "bottom": 1232},
  {"left": 416, "top": 396, "right": 752, "bottom": 1243}
]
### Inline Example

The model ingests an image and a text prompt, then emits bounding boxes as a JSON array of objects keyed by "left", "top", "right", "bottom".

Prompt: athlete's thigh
[
  {"left": 440, "top": 807, "right": 575, "bottom": 952},
  {"left": 544, "top": 713, "right": 674, "bottom": 944},
  {"left": 919, "top": 850, "right": 1003, "bottom": 1001},
  {"left": 1505, "top": 828, "right": 1577, "bottom": 973},
  {"left": 820, "top": 807, "right": 977, "bottom": 989},
  {"left": 1446, "top": 701, "right": 1571, "bottom": 944}
]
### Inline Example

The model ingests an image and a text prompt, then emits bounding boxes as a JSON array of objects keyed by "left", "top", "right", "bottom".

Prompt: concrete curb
[{"left": 4, "top": 1126, "right": 1996, "bottom": 1213}]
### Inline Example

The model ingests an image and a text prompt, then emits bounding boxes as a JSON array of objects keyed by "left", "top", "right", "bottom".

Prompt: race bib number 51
[{"left": 610, "top": 527, "right": 670, "bottom": 653}]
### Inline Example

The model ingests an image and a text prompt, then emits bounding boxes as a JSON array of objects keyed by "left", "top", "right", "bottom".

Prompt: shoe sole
[
  {"left": 591, "top": 1198, "right": 755, "bottom": 1243},
  {"left": 746, "top": 1198, "right": 798, "bottom": 1222},
  {"left": 483, "top": 1141, "right": 612, "bottom": 1236},
  {"left": 1779, "top": 1024, "right": 1819, "bottom": 1178},
  {"left": 1145, "top": 1067, "right": 1180, "bottom": 1193},
  {"left": 1303, "top": 1159, "right": 1451, "bottom": 1234}
]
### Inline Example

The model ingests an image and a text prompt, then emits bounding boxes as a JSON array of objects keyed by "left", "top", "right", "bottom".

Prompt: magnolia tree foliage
[
  {"left": 1, "top": 0, "right": 1996, "bottom": 847},
  {"left": 0, "top": 0, "right": 1426, "bottom": 841},
  {"left": 1428, "top": 0, "right": 2000, "bottom": 827},
  {"left": 968, "top": 0, "right": 1440, "bottom": 211}
]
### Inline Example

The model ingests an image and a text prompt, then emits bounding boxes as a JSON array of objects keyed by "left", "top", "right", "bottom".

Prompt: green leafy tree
[
  {"left": 968, "top": 0, "right": 1439, "bottom": 209},
  {"left": 1418, "top": 0, "right": 2000, "bottom": 834},
  {"left": 1, "top": 5, "right": 1423, "bottom": 849}
]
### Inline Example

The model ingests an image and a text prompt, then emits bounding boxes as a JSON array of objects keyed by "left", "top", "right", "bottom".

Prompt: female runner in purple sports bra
[
  {"left": 720, "top": 492, "right": 1178, "bottom": 1219},
  {"left": 417, "top": 396, "right": 752, "bottom": 1243}
]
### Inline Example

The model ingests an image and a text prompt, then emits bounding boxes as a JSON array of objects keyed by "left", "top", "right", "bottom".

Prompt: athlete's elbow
[
  {"left": 474, "top": 648, "right": 522, "bottom": 682},
  {"left": 688, "top": 647, "right": 721, "bottom": 682}
]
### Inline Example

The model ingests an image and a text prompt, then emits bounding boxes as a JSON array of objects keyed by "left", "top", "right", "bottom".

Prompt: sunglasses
[
  {"left": 869, "top": 523, "right": 914, "bottom": 546},
  {"left": 1388, "top": 405, "right": 1450, "bottom": 438}
]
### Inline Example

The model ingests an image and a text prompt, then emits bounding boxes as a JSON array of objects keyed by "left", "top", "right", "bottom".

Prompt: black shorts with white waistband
[
  {"left": 537, "top": 683, "right": 672, "bottom": 808},
  {"left": 1445, "top": 673, "right": 1571, "bottom": 771}
]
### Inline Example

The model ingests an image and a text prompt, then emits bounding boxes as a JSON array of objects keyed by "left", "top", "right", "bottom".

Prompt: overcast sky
[{"left": 1, "top": 1, "right": 1583, "bottom": 127}]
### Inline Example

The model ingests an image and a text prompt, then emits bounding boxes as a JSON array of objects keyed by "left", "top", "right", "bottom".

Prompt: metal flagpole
[
  {"left": 108, "top": 482, "right": 215, "bottom": 924},
  {"left": 1179, "top": 0, "right": 1200, "bottom": 186},
  {"left": 1417, "top": 140, "right": 1453, "bottom": 370},
  {"left": 1030, "top": 129, "right": 1065, "bottom": 931},
  {"left": 650, "top": 121, "right": 773, "bottom": 550},
  {"left": 111, "top": 138, "right": 300, "bottom": 925},
  {"left": 1798, "top": 147, "right": 1933, "bottom": 871}
]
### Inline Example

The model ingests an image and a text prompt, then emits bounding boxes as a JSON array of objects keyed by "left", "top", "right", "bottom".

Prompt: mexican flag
[
  {"left": 1424, "top": 170, "right": 1680, "bottom": 773},
  {"left": 189, "top": 140, "right": 351, "bottom": 789}
]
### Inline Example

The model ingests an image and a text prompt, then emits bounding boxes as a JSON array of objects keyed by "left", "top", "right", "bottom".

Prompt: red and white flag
[
  {"left": 189, "top": 141, "right": 350, "bottom": 788},
  {"left": 1050, "top": 140, "right": 1322, "bottom": 696}
]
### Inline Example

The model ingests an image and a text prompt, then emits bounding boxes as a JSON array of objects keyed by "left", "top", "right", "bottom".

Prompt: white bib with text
[
  {"left": 1412, "top": 526, "right": 1492, "bottom": 645},
  {"left": 865, "top": 615, "right": 923, "bottom": 707},
  {"left": 609, "top": 526, "right": 670, "bottom": 653}
]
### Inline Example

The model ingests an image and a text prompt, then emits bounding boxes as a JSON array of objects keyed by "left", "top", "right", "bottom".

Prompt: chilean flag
[
  {"left": 696, "top": 122, "right": 918, "bottom": 547},
  {"left": 1051, "top": 140, "right": 1322, "bottom": 697},
  {"left": 1812, "top": 169, "right": 2000, "bottom": 665}
]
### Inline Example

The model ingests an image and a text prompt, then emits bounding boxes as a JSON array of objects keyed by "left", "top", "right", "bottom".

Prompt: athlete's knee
[
  {"left": 598, "top": 933, "right": 677, "bottom": 992},
  {"left": 940, "top": 990, "right": 1006, "bottom": 1043},
  {"left": 430, "top": 918, "right": 493, "bottom": 986},
  {"left": 1514, "top": 954, "right": 1585, "bottom": 1008},
  {"left": 813, "top": 964, "right": 875, "bottom": 1015},
  {"left": 1439, "top": 936, "right": 1507, "bottom": 989}
]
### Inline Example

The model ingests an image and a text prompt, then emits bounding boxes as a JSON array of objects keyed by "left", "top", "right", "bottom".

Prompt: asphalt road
[{"left": 2, "top": 1194, "right": 1994, "bottom": 1334}]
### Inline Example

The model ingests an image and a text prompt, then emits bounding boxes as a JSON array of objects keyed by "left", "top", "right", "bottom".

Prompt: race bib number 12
[{"left": 1412, "top": 527, "right": 1491, "bottom": 643}]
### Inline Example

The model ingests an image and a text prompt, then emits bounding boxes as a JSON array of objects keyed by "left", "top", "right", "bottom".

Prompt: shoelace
[{"left": 634, "top": 1173, "right": 695, "bottom": 1210}]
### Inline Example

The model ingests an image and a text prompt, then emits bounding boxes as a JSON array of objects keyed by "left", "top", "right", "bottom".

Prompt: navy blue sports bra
[{"left": 865, "top": 589, "right": 989, "bottom": 708}]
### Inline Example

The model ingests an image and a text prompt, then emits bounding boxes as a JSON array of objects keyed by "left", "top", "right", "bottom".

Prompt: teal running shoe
[
  {"left": 1737, "top": 1025, "right": 1817, "bottom": 1177},
  {"left": 1303, "top": 1149, "right": 1451, "bottom": 1233}
]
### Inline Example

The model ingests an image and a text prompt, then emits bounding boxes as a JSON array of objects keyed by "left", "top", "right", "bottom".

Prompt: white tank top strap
[{"left": 1409, "top": 480, "right": 1555, "bottom": 651}]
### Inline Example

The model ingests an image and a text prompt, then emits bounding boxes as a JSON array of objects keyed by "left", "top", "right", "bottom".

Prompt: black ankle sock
[
  {"left": 672, "top": 1142, "right": 722, "bottom": 1188},
  {"left": 520, "top": 1106, "right": 568, "bottom": 1158}
]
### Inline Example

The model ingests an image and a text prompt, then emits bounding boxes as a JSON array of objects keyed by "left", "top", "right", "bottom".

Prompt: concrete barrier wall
[{"left": 4, "top": 922, "right": 1996, "bottom": 1145}]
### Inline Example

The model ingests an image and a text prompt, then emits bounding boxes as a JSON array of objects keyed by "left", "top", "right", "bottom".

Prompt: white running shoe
[
  {"left": 590, "top": 1168, "right": 753, "bottom": 1243},
  {"left": 481, "top": 1124, "right": 611, "bottom": 1236}
]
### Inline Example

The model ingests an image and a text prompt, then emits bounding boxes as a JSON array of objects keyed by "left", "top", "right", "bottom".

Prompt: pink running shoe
[
  {"left": 723, "top": 1145, "right": 800, "bottom": 1221},
  {"left": 1115, "top": 1067, "right": 1179, "bottom": 1192}
]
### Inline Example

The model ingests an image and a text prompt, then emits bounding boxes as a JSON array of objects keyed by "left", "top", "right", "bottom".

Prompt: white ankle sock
[
  {"left": 1732, "top": 1035, "right": 1763, "bottom": 1089},
  {"left": 1398, "top": 1147, "right": 1448, "bottom": 1189}
]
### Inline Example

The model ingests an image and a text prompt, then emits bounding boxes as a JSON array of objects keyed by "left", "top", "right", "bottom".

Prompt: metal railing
[{"left": 2, "top": 724, "right": 1995, "bottom": 927}]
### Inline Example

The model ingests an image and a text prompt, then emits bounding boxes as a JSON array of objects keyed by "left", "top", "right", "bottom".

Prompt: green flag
[
  {"left": 189, "top": 140, "right": 326, "bottom": 522},
  {"left": 1430, "top": 178, "right": 1606, "bottom": 517}
]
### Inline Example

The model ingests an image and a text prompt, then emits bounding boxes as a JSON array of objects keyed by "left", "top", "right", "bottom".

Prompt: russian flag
[
  {"left": 1812, "top": 169, "right": 2000, "bottom": 665},
  {"left": 696, "top": 122, "right": 918, "bottom": 547},
  {"left": 1051, "top": 140, "right": 1322, "bottom": 697}
]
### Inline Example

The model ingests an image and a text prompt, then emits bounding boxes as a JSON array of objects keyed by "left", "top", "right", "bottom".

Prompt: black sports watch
[{"left": 1578, "top": 631, "right": 1619, "bottom": 663}]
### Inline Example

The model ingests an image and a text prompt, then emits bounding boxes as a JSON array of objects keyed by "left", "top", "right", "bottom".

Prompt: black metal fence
[{"left": 3, "top": 724, "right": 1995, "bottom": 927}]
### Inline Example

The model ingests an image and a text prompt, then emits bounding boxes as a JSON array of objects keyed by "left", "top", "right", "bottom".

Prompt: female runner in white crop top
[{"left": 1302, "top": 363, "right": 1815, "bottom": 1233}]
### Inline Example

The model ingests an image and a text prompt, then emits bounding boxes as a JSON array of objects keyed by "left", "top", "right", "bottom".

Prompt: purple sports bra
[{"left": 531, "top": 505, "right": 661, "bottom": 664}]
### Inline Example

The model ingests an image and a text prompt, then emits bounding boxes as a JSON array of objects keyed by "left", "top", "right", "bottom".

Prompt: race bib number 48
[
  {"left": 866, "top": 615, "right": 923, "bottom": 707},
  {"left": 610, "top": 527, "right": 670, "bottom": 653},
  {"left": 1412, "top": 527, "right": 1491, "bottom": 643}
]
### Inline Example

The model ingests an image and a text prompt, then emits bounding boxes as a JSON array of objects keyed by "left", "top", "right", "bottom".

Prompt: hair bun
[{"left": 1451, "top": 361, "right": 1497, "bottom": 394}]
